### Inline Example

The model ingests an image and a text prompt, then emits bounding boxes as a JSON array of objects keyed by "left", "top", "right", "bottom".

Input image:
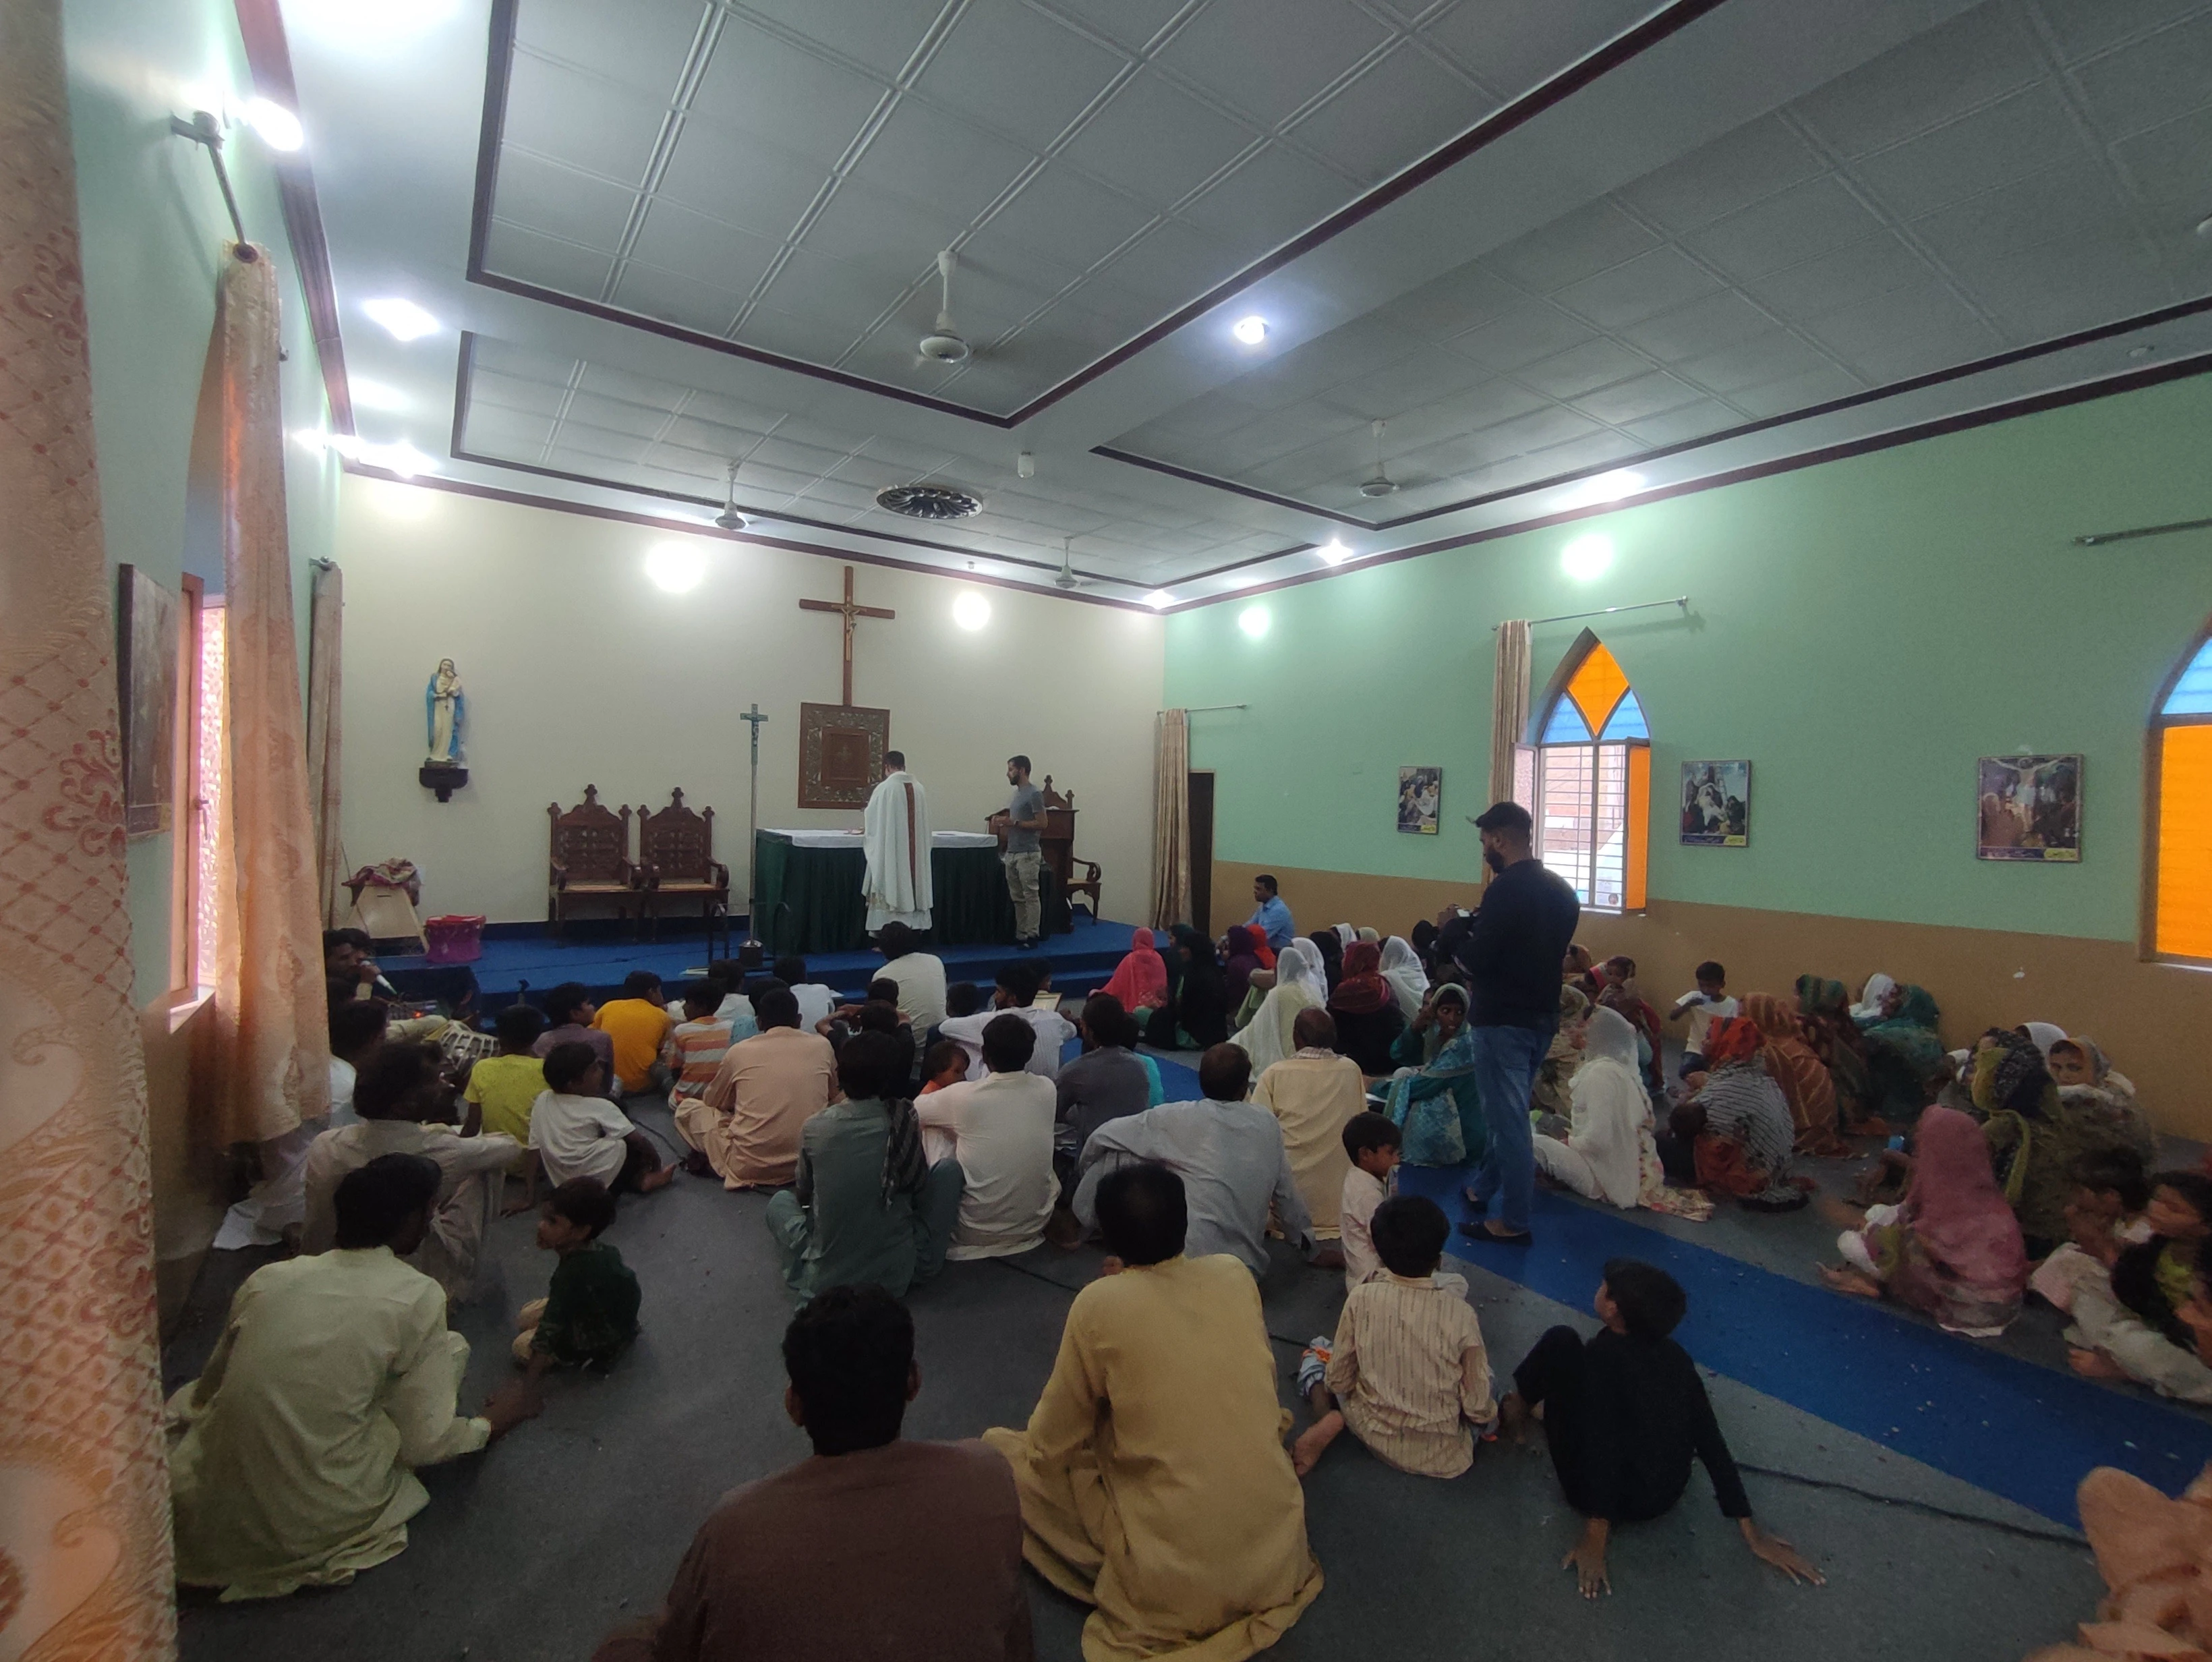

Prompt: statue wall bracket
[{"left": 420, "top": 762, "right": 469, "bottom": 803}]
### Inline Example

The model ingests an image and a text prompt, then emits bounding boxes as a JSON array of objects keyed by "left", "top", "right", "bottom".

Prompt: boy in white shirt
[
  {"left": 775, "top": 955, "right": 841, "bottom": 1030},
  {"left": 1339, "top": 1112, "right": 1401, "bottom": 1290},
  {"left": 517, "top": 1042, "right": 673, "bottom": 1211},
  {"left": 914, "top": 1014, "right": 1058, "bottom": 1260},
  {"left": 937, "top": 960, "right": 1075, "bottom": 1082},
  {"left": 1666, "top": 960, "right": 1739, "bottom": 1078}
]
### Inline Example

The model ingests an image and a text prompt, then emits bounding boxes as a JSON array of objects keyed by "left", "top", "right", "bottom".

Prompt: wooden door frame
[{"left": 1186, "top": 769, "right": 1215, "bottom": 938}]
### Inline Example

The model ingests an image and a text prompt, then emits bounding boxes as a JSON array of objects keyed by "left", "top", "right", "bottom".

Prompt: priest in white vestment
[{"left": 862, "top": 749, "right": 933, "bottom": 932}]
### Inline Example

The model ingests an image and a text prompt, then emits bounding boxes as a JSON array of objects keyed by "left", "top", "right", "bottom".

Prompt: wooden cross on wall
[{"left": 798, "top": 565, "right": 895, "bottom": 707}]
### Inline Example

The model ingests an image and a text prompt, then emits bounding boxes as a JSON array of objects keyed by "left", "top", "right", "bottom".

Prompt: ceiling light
[
  {"left": 2128, "top": 344, "right": 2157, "bottom": 360},
  {"left": 1318, "top": 538, "right": 1354, "bottom": 566},
  {"left": 952, "top": 592, "right": 991, "bottom": 631},
  {"left": 1238, "top": 604, "right": 1271, "bottom": 639},
  {"left": 1561, "top": 534, "right": 1614, "bottom": 581},
  {"left": 1559, "top": 469, "right": 1646, "bottom": 509},
  {"left": 348, "top": 377, "right": 407, "bottom": 412},
  {"left": 362, "top": 297, "right": 439, "bottom": 341},
  {"left": 293, "top": 0, "right": 459, "bottom": 40},
  {"left": 1144, "top": 590, "right": 1175, "bottom": 609},
  {"left": 239, "top": 97, "right": 303, "bottom": 151},
  {"left": 1231, "top": 315, "right": 1269, "bottom": 346},
  {"left": 645, "top": 543, "right": 706, "bottom": 594}
]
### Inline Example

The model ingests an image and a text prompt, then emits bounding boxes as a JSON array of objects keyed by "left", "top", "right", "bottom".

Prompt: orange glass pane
[
  {"left": 1567, "top": 643, "right": 1629, "bottom": 736},
  {"left": 1625, "top": 743, "right": 1650, "bottom": 911},
  {"left": 2157, "top": 724, "right": 2212, "bottom": 959}
]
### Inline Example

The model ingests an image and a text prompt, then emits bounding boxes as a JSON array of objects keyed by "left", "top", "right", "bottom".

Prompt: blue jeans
[{"left": 1462, "top": 1023, "right": 1552, "bottom": 1233}]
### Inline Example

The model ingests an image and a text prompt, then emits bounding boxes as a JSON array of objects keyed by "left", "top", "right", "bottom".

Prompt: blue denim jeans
[{"left": 1462, "top": 1022, "right": 1552, "bottom": 1233}]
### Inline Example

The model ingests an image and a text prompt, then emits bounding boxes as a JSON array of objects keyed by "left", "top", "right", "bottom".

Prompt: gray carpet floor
[{"left": 166, "top": 1083, "right": 2128, "bottom": 1662}]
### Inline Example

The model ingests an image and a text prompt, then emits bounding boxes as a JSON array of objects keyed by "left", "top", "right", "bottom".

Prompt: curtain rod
[
  {"left": 169, "top": 111, "right": 249, "bottom": 248},
  {"left": 2074, "top": 517, "right": 2212, "bottom": 546},
  {"left": 1494, "top": 596, "right": 1688, "bottom": 631},
  {"left": 1178, "top": 703, "right": 1248, "bottom": 713}
]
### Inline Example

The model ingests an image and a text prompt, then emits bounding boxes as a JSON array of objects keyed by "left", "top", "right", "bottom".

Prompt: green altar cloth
[{"left": 752, "top": 832, "right": 1064, "bottom": 954}]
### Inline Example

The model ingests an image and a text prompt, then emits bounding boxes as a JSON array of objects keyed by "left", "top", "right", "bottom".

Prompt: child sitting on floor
[
  {"left": 514, "top": 1043, "right": 673, "bottom": 1212},
  {"left": 515, "top": 1177, "right": 641, "bottom": 1373},
  {"left": 1500, "top": 1259, "right": 1824, "bottom": 1597},
  {"left": 664, "top": 980, "right": 733, "bottom": 1110},
  {"left": 1293, "top": 1195, "right": 1494, "bottom": 1478},
  {"left": 462, "top": 1004, "right": 548, "bottom": 1149},
  {"left": 2030, "top": 1148, "right": 2152, "bottom": 1315},
  {"left": 1666, "top": 960, "right": 1737, "bottom": 1079},
  {"left": 915, "top": 1038, "right": 968, "bottom": 1165},
  {"left": 1339, "top": 1112, "right": 1401, "bottom": 1290},
  {"left": 2067, "top": 1171, "right": 2212, "bottom": 1405}
]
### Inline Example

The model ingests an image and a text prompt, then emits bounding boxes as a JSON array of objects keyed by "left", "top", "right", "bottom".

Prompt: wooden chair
[
  {"left": 1043, "top": 778, "right": 1103, "bottom": 923},
  {"left": 548, "top": 785, "right": 635, "bottom": 936},
  {"left": 637, "top": 787, "right": 730, "bottom": 939}
]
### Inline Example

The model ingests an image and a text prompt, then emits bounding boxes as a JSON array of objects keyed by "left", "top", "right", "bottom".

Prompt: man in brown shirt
[
  {"left": 687, "top": 987, "right": 838, "bottom": 1188},
  {"left": 593, "top": 1285, "right": 1032, "bottom": 1662}
]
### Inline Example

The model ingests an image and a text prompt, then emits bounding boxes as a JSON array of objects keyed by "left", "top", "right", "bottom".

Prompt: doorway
[{"left": 1187, "top": 770, "right": 1215, "bottom": 937}]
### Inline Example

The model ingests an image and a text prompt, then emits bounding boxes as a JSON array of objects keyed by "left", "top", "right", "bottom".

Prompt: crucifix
[{"left": 798, "top": 565, "right": 895, "bottom": 708}]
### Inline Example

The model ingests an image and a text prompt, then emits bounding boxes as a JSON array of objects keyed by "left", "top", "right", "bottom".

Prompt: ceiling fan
[
  {"left": 714, "top": 460, "right": 747, "bottom": 530},
  {"left": 1053, "top": 537, "right": 1090, "bottom": 591},
  {"left": 917, "top": 248, "right": 971, "bottom": 365},
  {"left": 1359, "top": 418, "right": 1399, "bottom": 498}
]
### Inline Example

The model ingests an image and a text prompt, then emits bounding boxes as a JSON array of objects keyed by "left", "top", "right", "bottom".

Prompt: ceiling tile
[
  {"left": 848, "top": 98, "right": 1037, "bottom": 225},
  {"left": 1684, "top": 173, "right": 1884, "bottom": 283},
  {"left": 1616, "top": 114, "right": 1827, "bottom": 235},
  {"left": 1091, "top": 218, "right": 1238, "bottom": 310},
  {"left": 1621, "top": 398, "right": 1741, "bottom": 448},
  {"left": 916, "top": 0, "right": 1128, "bottom": 151},
  {"left": 470, "top": 370, "right": 572, "bottom": 420},
  {"left": 608, "top": 260, "right": 746, "bottom": 335},
  {"left": 1420, "top": 0, "right": 1649, "bottom": 96},
  {"left": 1463, "top": 403, "right": 1602, "bottom": 463},
  {"left": 1807, "top": 281, "right": 2003, "bottom": 373},
  {"left": 2034, "top": 0, "right": 2211, "bottom": 65},
  {"left": 1724, "top": 362, "right": 1867, "bottom": 418},
  {"left": 627, "top": 198, "right": 781, "bottom": 293},
  {"left": 562, "top": 386, "right": 673, "bottom": 437},
  {"left": 1614, "top": 288, "right": 1778, "bottom": 364},
  {"left": 1567, "top": 370, "right": 1704, "bottom": 425},
  {"left": 736, "top": 303, "right": 861, "bottom": 362},
  {"left": 1316, "top": 348, "right": 1492, "bottom": 421},
  {"left": 758, "top": 245, "right": 910, "bottom": 333},
  {"left": 1947, "top": 240, "right": 2175, "bottom": 340},
  {"left": 1845, "top": 84, "right": 2090, "bottom": 221},
  {"left": 2068, "top": 11, "right": 2212, "bottom": 138},
  {"left": 463, "top": 405, "right": 560, "bottom": 456},
  {"left": 1793, "top": 3, "right": 2044, "bottom": 159},
  {"left": 1177, "top": 143, "right": 1356, "bottom": 263},
  {"left": 1512, "top": 337, "right": 1653, "bottom": 400},
  {"left": 1037, "top": 0, "right": 1186, "bottom": 54},
  {"left": 683, "top": 21, "right": 888, "bottom": 168},
  {"left": 1909, "top": 163, "right": 2139, "bottom": 268},
  {"left": 738, "top": 0, "right": 945, "bottom": 80},
  {"left": 2112, "top": 103, "right": 2212, "bottom": 212},
  {"left": 1384, "top": 262, "right": 1522, "bottom": 341},
  {"left": 480, "top": 219, "right": 616, "bottom": 297},
  {"left": 1284, "top": 41, "right": 1489, "bottom": 184},
  {"left": 1482, "top": 198, "right": 1660, "bottom": 293},
  {"left": 515, "top": 0, "right": 704, "bottom": 104},
  {"left": 1450, "top": 302, "right": 1596, "bottom": 370},
  {"left": 653, "top": 127, "right": 827, "bottom": 241},
  {"left": 492, "top": 148, "right": 637, "bottom": 253},
  {"left": 1056, "top": 69, "right": 1261, "bottom": 210},
  {"left": 1741, "top": 231, "right": 1933, "bottom": 322},
  {"left": 1675, "top": 331, "right": 1836, "bottom": 396},
  {"left": 981, "top": 163, "right": 1157, "bottom": 274},
  {"left": 1551, "top": 245, "right": 1722, "bottom": 329},
  {"left": 1520, "top": 427, "right": 1641, "bottom": 476},
  {"left": 1156, "top": 0, "right": 1391, "bottom": 129},
  {"left": 799, "top": 177, "right": 972, "bottom": 286},
  {"left": 503, "top": 51, "right": 668, "bottom": 184}
]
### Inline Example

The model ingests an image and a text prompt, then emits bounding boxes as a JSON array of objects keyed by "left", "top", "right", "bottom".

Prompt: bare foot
[
  {"left": 1496, "top": 1392, "right": 1533, "bottom": 1448},
  {"left": 2069, "top": 1347, "right": 2129, "bottom": 1381},
  {"left": 638, "top": 1166, "right": 676, "bottom": 1194},
  {"left": 1815, "top": 1264, "right": 1881, "bottom": 1298},
  {"left": 1292, "top": 1410, "right": 1345, "bottom": 1476}
]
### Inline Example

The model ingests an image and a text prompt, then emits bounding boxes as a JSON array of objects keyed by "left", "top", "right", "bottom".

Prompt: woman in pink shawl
[
  {"left": 1100, "top": 927, "right": 1169, "bottom": 1017},
  {"left": 1818, "top": 1105, "right": 2027, "bottom": 1335}
]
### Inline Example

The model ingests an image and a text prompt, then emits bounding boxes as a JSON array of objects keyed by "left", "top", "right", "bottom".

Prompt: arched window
[
  {"left": 1517, "top": 633, "right": 1650, "bottom": 914},
  {"left": 2149, "top": 631, "right": 2212, "bottom": 961}
]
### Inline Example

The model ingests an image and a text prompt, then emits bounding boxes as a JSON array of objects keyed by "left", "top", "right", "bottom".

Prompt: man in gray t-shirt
[{"left": 1001, "top": 755, "right": 1047, "bottom": 947}]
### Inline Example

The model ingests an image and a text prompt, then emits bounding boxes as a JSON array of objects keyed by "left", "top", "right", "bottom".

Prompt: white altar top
[{"left": 763, "top": 828, "right": 999, "bottom": 850}]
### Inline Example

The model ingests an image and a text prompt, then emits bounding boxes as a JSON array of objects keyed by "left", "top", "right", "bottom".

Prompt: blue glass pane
[
  {"left": 1599, "top": 689, "right": 1649, "bottom": 740},
  {"left": 1542, "top": 698, "right": 1593, "bottom": 743},
  {"left": 2165, "top": 639, "right": 2212, "bottom": 715}
]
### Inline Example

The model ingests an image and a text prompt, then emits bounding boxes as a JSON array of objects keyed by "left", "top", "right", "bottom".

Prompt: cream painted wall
[{"left": 335, "top": 476, "right": 1166, "bottom": 930}]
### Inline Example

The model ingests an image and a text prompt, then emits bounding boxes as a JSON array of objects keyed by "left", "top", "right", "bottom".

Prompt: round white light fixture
[
  {"left": 1561, "top": 533, "right": 1614, "bottom": 581},
  {"left": 241, "top": 97, "right": 304, "bottom": 151},
  {"left": 1144, "top": 590, "right": 1175, "bottom": 609},
  {"left": 1318, "top": 538, "right": 1353, "bottom": 565},
  {"left": 362, "top": 297, "right": 440, "bottom": 341},
  {"left": 1238, "top": 604, "right": 1271, "bottom": 639},
  {"left": 1231, "top": 315, "right": 1269, "bottom": 346},
  {"left": 645, "top": 543, "right": 707, "bottom": 594},
  {"left": 347, "top": 377, "right": 407, "bottom": 412},
  {"left": 952, "top": 592, "right": 991, "bottom": 631}
]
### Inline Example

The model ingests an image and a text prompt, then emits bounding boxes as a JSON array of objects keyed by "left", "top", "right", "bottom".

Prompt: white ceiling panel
[
  {"left": 685, "top": 22, "right": 890, "bottom": 166},
  {"left": 1278, "top": 42, "right": 1487, "bottom": 185},
  {"left": 1054, "top": 70, "right": 1259, "bottom": 209},
  {"left": 916, "top": 0, "right": 1126, "bottom": 150},
  {"left": 1157, "top": 0, "right": 1391, "bottom": 128}
]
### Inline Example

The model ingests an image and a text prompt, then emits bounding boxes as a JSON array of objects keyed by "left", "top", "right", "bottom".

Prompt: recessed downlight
[
  {"left": 362, "top": 297, "right": 440, "bottom": 341},
  {"left": 1231, "top": 315, "right": 1269, "bottom": 346}
]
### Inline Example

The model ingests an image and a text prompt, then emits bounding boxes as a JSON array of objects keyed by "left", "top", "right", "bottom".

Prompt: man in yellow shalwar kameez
[{"left": 985, "top": 1160, "right": 1322, "bottom": 1661}]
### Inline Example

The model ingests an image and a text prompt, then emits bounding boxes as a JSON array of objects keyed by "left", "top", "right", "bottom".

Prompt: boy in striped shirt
[{"left": 664, "top": 981, "right": 734, "bottom": 1110}]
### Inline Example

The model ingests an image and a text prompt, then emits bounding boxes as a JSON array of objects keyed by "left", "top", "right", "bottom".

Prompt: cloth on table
[{"left": 1252, "top": 1050, "right": 1365, "bottom": 1238}]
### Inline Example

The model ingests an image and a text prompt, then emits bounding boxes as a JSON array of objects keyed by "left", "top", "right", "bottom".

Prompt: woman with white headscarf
[
  {"left": 1850, "top": 973, "right": 1896, "bottom": 1026},
  {"left": 1229, "top": 939, "right": 1328, "bottom": 1078},
  {"left": 2018, "top": 1021, "right": 2068, "bottom": 1060},
  {"left": 1378, "top": 936, "right": 1428, "bottom": 1023},
  {"left": 1532, "top": 1008, "right": 1662, "bottom": 1209}
]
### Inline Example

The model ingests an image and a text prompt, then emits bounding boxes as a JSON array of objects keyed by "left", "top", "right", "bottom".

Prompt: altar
[{"left": 751, "top": 829, "right": 1064, "bottom": 953}]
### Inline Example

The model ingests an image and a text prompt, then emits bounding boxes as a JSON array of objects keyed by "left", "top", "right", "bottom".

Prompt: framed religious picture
[
  {"left": 798, "top": 703, "right": 890, "bottom": 809},
  {"left": 116, "top": 565, "right": 180, "bottom": 837},
  {"left": 1397, "top": 766, "right": 1441, "bottom": 834},
  {"left": 1681, "top": 760, "right": 1750, "bottom": 847},
  {"left": 1977, "top": 753, "right": 2081, "bottom": 861}
]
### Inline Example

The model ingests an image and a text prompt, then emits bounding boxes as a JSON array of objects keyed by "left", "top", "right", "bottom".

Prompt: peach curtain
[
  {"left": 206, "top": 250, "right": 329, "bottom": 1145},
  {"left": 1487, "top": 619, "right": 1531, "bottom": 811},
  {"left": 1148, "top": 709, "right": 1191, "bottom": 931},
  {"left": 306, "top": 560, "right": 347, "bottom": 929},
  {"left": 0, "top": 0, "right": 177, "bottom": 1652}
]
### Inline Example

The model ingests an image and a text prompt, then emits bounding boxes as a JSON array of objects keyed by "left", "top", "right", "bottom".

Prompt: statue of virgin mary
[{"left": 426, "top": 659, "right": 465, "bottom": 764}]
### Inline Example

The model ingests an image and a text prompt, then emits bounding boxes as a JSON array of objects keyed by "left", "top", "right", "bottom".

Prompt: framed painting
[
  {"left": 1681, "top": 760, "right": 1750, "bottom": 847},
  {"left": 117, "top": 565, "right": 180, "bottom": 837},
  {"left": 1397, "top": 766, "right": 1440, "bottom": 834},
  {"left": 1978, "top": 753, "right": 2080, "bottom": 861},
  {"left": 798, "top": 703, "right": 890, "bottom": 809}
]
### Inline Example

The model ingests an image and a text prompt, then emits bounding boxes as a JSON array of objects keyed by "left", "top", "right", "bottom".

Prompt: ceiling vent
[{"left": 875, "top": 483, "right": 983, "bottom": 520}]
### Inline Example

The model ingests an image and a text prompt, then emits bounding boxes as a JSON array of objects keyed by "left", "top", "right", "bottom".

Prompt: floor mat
[{"left": 1394, "top": 1164, "right": 2212, "bottom": 1524}]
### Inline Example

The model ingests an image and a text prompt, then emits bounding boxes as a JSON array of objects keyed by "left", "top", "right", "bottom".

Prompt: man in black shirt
[
  {"left": 1453, "top": 802, "right": 1581, "bottom": 1242},
  {"left": 1501, "top": 1259, "right": 1823, "bottom": 1599}
]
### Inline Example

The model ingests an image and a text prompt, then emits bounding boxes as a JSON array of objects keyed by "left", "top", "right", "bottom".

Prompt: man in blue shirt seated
[{"left": 1245, "top": 874, "right": 1295, "bottom": 949}]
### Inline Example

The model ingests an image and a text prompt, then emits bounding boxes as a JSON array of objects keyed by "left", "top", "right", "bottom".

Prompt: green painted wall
[
  {"left": 1165, "top": 372, "right": 2212, "bottom": 944},
  {"left": 65, "top": 0, "right": 340, "bottom": 1002}
]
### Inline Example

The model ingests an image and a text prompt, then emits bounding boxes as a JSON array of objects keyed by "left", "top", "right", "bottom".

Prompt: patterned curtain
[
  {"left": 1487, "top": 619, "right": 1532, "bottom": 811},
  {"left": 306, "top": 561, "right": 347, "bottom": 928},
  {"left": 206, "top": 250, "right": 330, "bottom": 1145},
  {"left": 1148, "top": 709, "right": 1191, "bottom": 931},
  {"left": 0, "top": 0, "right": 177, "bottom": 1651}
]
